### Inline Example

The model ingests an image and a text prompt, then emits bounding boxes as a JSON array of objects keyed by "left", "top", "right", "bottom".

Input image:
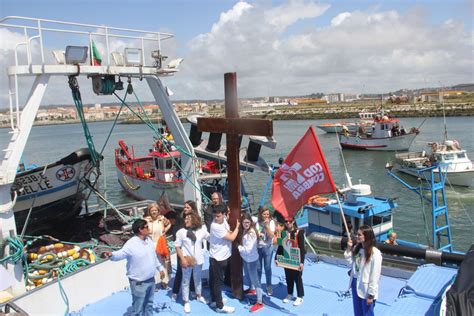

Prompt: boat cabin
[
  {"left": 150, "top": 150, "right": 182, "bottom": 183},
  {"left": 304, "top": 185, "right": 396, "bottom": 241},
  {"left": 364, "top": 117, "right": 406, "bottom": 138}
]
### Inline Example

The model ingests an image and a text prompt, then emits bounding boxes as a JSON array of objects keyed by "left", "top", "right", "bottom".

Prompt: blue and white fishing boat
[
  {"left": 12, "top": 148, "right": 95, "bottom": 233},
  {"left": 0, "top": 16, "right": 469, "bottom": 316}
]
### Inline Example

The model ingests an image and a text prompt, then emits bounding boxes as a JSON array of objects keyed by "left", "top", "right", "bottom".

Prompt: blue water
[{"left": 1, "top": 116, "right": 473, "bottom": 251}]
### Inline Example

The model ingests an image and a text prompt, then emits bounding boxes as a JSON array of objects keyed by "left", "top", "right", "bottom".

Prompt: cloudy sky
[{"left": 0, "top": 0, "right": 472, "bottom": 107}]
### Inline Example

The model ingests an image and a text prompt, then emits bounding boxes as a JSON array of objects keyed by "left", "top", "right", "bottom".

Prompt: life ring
[{"left": 307, "top": 195, "right": 330, "bottom": 206}]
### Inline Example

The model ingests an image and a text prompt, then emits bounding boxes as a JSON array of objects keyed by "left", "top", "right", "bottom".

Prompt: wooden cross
[{"left": 197, "top": 72, "right": 273, "bottom": 299}]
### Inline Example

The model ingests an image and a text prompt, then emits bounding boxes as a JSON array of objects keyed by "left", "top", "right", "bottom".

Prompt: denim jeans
[
  {"left": 129, "top": 277, "right": 155, "bottom": 316},
  {"left": 243, "top": 259, "right": 263, "bottom": 304},
  {"left": 257, "top": 245, "right": 274, "bottom": 286},
  {"left": 182, "top": 264, "right": 203, "bottom": 302},
  {"left": 351, "top": 278, "right": 376, "bottom": 316}
]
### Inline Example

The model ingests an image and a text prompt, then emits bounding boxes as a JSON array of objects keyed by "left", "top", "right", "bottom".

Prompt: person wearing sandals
[
  {"left": 171, "top": 201, "right": 197, "bottom": 301},
  {"left": 175, "top": 212, "right": 209, "bottom": 313},
  {"left": 344, "top": 225, "right": 382, "bottom": 316},
  {"left": 144, "top": 202, "right": 171, "bottom": 290},
  {"left": 238, "top": 213, "right": 264, "bottom": 312},
  {"left": 275, "top": 217, "right": 305, "bottom": 307},
  {"left": 255, "top": 206, "right": 276, "bottom": 296}
]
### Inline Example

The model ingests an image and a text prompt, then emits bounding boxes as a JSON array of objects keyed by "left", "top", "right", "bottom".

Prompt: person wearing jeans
[
  {"left": 104, "top": 219, "right": 165, "bottom": 316},
  {"left": 239, "top": 213, "right": 264, "bottom": 312},
  {"left": 255, "top": 206, "right": 275, "bottom": 295},
  {"left": 175, "top": 212, "right": 209, "bottom": 313},
  {"left": 209, "top": 204, "right": 240, "bottom": 313}
]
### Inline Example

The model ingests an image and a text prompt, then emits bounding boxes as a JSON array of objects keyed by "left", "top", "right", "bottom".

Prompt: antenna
[{"left": 439, "top": 82, "right": 448, "bottom": 141}]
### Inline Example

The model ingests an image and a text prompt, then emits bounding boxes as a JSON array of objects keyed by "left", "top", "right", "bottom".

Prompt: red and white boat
[{"left": 339, "top": 116, "right": 419, "bottom": 151}]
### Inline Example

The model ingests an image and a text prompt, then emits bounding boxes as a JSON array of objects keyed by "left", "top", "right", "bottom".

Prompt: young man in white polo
[{"left": 209, "top": 204, "right": 240, "bottom": 313}]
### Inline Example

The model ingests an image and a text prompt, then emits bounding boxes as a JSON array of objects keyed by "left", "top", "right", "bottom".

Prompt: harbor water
[{"left": 1, "top": 116, "right": 473, "bottom": 251}]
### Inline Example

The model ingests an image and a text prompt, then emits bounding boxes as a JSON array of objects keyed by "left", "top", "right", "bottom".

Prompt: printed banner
[{"left": 272, "top": 126, "right": 336, "bottom": 219}]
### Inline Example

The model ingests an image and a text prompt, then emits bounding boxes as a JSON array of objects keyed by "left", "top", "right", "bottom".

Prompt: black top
[{"left": 275, "top": 229, "right": 306, "bottom": 264}]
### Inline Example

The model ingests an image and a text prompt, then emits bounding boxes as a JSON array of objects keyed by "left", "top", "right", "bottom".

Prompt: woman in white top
[
  {"left": 144, "top": 202, "right": 171, "bottom": 288},
  {"left": 255, "top": 206, "right": 275, "bottom": 295},
  {"left": 344, "top": 225, "right": 383, "bottom": 316},
  {"left": 175, "top": 212, "right": 209, "bottom": 313},
  {"left": 238, "top": 212, "right": 264, "bottom": 313}
]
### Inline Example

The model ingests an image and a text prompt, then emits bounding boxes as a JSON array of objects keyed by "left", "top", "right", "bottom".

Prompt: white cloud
[
  {"left": 0, "top": 2, "right": 472, "bottom": 107},
  {"left": 173, "top": 2, "right": 472, "bottom": 98}
]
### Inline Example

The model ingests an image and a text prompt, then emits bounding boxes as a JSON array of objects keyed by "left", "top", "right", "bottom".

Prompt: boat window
[
  {"left": 443, "top": 154, "right": 455, "bottom": 161},
  {"left": 331, "top": 212, "right": 341, "bottom": 226},
  {"left": 165, "top": 159, "right": 173, "bottom": 169},
  {"left": 372, "top": 212, "right": 392, "bottom": 226},
  {"left": 363, "top": 216, "right": 372, "bottom": 226},
  {"left": 158, "top": 159, "right": 164, "bottom": 170},
  {"left": 154, "top": 158, "right": 159, "bottom": 169},
  {"left": 456, "top": 152, "right": 466, "bottom": 159}
]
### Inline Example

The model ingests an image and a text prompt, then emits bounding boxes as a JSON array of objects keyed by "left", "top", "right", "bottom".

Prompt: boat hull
[
  {"left": 116, "top": 167, "right": 185, "bottom": 206},
  {"left": 395, "top": 164, "right": 474, "bottom": 187},
  {"left": 340, "top": 133, "right": 417, "bottom": 151},
  {"left": 11, "top": 148, "right": 93, "bottom": 231}
]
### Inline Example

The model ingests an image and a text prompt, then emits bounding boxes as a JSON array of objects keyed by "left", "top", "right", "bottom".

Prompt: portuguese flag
[{"left": 91, "top": 40, "right": 102, "bottom": 66}]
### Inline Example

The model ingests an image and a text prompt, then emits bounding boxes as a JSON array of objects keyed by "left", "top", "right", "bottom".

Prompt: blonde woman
[{"left": 144, "top": 202, "right": 171, "bottom": 289}]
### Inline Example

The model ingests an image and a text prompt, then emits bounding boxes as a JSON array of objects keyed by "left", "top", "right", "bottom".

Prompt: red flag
[{"left": 271, "top": 126, "right": 336, "bottom": 219}]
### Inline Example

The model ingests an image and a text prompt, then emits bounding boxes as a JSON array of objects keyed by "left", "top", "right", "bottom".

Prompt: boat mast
[{"left": 0, "top": 16, "right": 199, "bottom": 294}]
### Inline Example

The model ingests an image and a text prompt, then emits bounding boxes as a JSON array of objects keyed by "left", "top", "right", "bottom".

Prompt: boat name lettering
[
  {"left": 281, "top": 162, "right": 325, "bottom": 199},
  {"left": 13, "top": 174, "right": 54, "bottom": 196}
]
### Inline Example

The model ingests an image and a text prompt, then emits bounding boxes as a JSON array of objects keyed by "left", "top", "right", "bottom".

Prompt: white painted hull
[
  {"left": 340, "top": 133, "right": 417, "bottom": 151},
  {"left": 116, "top": 167, "right": 185, "bottom": 206},
  {"left": 395, "top": 164, "right": 474, "bottom": 187},
  {"left": 11, "top": 149, "right": 93, "bottom": 229}
]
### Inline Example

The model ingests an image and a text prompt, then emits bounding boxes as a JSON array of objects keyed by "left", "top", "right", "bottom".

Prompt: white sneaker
[
  {"left": 171, "top": 293, "right": 177, "bottom": 301},
  {"left": 216, "top": 305, "right": 235, "bottom": 313},
  {"left": 210, "top": 297, "right": 228, "bottom": 307},
  {"left": 282, "top": 295, "right": 293, "bottom": 303},
  {"left": 293, "top": 297, "right": 303, "bottom": 306},
  {"left": 184, "top": 302, "right": 191, "bottom": 313},
  {"left": 196, "top": 296, "right": 207, "bottom": 304}
]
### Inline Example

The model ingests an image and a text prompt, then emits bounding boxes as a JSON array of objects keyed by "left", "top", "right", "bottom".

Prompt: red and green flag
[{"left": 91, "top": 40, "right": 102, "bottom": 66}]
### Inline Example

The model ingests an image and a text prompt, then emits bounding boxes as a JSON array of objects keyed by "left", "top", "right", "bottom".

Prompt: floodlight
[
  {"left": 65, "top": 46, "right": 88, "bottom": 64},
  {"left": 124, "top": 48, "right": 143, "bottom": 66}
]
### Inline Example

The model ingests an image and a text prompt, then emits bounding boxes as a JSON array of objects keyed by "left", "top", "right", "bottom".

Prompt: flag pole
[{"left": 335, "top": 190, "right": 350, "bottom": 237}]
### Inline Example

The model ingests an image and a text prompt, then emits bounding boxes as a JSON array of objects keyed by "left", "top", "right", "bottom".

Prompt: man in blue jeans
[{"left": 104, "top": 219, "right": 165, "bottom": 316}]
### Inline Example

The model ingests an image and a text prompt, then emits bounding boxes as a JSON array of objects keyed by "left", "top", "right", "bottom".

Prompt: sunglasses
[
  {"left": 242, "top": 221, "right": 251, "bottom": 225},
  {"left": 141, "top": 225, "right": 149, "bottom": 230}
]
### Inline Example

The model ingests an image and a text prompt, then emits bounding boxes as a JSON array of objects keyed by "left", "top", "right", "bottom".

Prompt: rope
[
  {"left": 0, "top": 236, "right": 25, "bottom": 265},
  {"left": 68, "top": 75, "right": 100, "bottom": 166}
]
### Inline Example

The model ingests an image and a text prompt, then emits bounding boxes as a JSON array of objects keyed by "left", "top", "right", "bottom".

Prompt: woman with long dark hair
[
  {"left": 238, "top": 212, "right": 264, "bottom": 312},
  {"left": 255, "top": 206, "right": 276, "bottom": 295},
  {"left": 344, "top": 225, "right": 383, "bottom": 316}
]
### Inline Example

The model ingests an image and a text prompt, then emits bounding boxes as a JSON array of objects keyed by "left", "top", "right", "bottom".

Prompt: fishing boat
[
  {"left": 339, "top": 115, "right": 420, "bottom": 151},
  {"left": 316, "top": 111, "right": 375, "bottom": 134},
  {"left": 0, "top": 17, "right": 468, "bottom": 316},
  {"left": 11, "top": 148, "right": 95, "bottom": 233},
  {"left": 394, "top": 141, "right": 474, "bottom": 188}
]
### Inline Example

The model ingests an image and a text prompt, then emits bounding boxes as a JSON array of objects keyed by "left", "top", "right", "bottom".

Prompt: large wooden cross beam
[{"left": 198, "top": 72, "right": 273, "bottom": 299}]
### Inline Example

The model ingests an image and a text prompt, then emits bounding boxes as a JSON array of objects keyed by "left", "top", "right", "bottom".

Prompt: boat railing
[{"left": 0, "top": 16, "right": 174, "bottom": 68}]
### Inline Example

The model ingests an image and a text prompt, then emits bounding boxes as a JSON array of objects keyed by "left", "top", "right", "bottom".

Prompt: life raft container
[{"left": 307, "top": 195, "right": 330, "bottom": 207}]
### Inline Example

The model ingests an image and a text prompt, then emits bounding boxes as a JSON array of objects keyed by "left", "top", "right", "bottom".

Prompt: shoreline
[{"left": 1, "top": 102, "right": 473, "bottom": 128}]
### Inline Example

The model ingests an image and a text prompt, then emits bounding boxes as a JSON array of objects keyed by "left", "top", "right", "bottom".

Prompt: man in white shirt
[
  {"left": 104, "top": 219, "right": 165, "bottom": 316},
  {"left": 209, "top": 204, "right": 240, "bottom": 313}
]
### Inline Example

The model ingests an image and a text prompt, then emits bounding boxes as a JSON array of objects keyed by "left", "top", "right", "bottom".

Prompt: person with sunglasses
[
  {"left": 103, "top": 219, "right": 165, "bottom": 316},
  {"left": 275, "top": 217, "right": 305, "bottom": 307}
]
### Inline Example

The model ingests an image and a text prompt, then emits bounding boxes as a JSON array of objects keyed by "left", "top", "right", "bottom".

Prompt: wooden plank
[{"left": 197, "top": 117, "right": 273, "bottom": 136}]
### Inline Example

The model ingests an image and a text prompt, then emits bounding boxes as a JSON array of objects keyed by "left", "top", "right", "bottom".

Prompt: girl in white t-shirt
[
  {"left": 255, "top": 206, "right": 275, "bottom": 295},
  {"left": 175, "top": 212, "right": 209, "bottom": 313},
  {"left": 239, "top": 212, "right": 264, "bottom": 312}
]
